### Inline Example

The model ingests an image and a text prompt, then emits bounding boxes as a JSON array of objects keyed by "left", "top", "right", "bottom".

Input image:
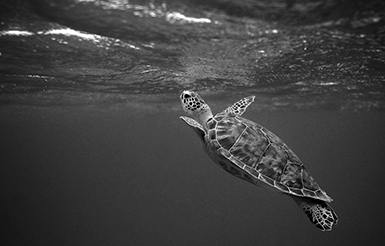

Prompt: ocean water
[{"left": 1, "top": 0, "right": 385, "bottom": 245}]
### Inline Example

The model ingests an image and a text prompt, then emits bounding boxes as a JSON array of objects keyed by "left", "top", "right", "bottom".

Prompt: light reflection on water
[
  {"left": 76, "top": 0, "right": 213, "bottom": 24},
  {"left": 0, "top": 0, "right": 384, "bottom": 110}
]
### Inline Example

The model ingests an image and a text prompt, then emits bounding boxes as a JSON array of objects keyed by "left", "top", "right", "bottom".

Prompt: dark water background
[{"left": 1, "top": 0, "right": 385, "bottom": 245}]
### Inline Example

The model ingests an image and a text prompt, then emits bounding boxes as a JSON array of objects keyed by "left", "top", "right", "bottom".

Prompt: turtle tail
[{"left": 291, "top": 196, "right": 338, "bottom": 231}]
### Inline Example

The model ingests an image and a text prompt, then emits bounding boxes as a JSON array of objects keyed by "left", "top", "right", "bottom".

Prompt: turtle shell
[{"left": 206, "top": 114, "right": 332, "bottom": 203}]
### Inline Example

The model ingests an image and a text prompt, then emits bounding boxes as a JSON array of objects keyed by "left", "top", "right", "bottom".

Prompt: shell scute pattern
[
  {"left": 230, "top": 126, "right": 269, "bottom": 168},
  {"left": 261, "top": 128, "right": 284, "bottom": 146},
  {"left": 257, "top": 144, "right": 287, "bottom": 180},
  {"left": 206, "top": 113, "right": 332, "bottom": 202},
  {"left": 207, "top": 118, "right": 217, "bottom": 130},
  {"left": 230, "top": 148, "right": 254, "bottom": 167},
  {"left": 302, "top": 168, "right": 320, "bottom": 190},
  {"left": 264, "top": 176, "right": 276, "bottom": 188},
  {"left": 243, "top": 166, "right": 264, "bottom": 186},
  {"left": 228, "top": 155, "right": 246, "bottom": 169},
  {"left": 275, "top": 181, "right": 290, "bottom": 193},
  {"left": 290, "top": 188, "right": 305, "bottom": 196},
  {"left": 215, "top": 118, "right": 246, "bottom": 150},
  {"left": 283, "top": 146, "right": 302, "bottom": 163},
  {"left": 281, "top": 163, "right": 303, "bottom": 189},
  {"left": 316, "top": 190, "right": 328, "bottom": 200},
  {"left": 303, "top": 189, "right": 316, "bottom": 197},
  {"left": 211, "top": 116, "right": 326, "bottom": 199},
  {"left": 208, "top": 130, "right": 216, "bottom": 141}
]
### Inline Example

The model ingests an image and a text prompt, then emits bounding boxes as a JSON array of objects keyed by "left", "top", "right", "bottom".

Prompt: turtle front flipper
[
  {"left": 221, "top": 95, "right": 255, "bottom": 116},
  {"left": 291, "top": 196, "right": 338, "bottom": 231},
  {"left": 180, "top": 116, "right": 206, "bottom": 141}
]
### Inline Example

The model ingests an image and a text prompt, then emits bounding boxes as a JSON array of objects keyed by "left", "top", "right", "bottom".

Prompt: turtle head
[{"left": 180, "top": 90, "right": 213, "bottom": 127}]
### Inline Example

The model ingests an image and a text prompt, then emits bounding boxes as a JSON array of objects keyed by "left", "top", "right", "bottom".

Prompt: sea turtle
[{"left": 179, "top": 90, "right": 338, "bottom": 231}]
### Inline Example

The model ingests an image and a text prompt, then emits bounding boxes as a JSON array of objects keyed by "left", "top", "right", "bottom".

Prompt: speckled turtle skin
[{"left": 179, "top": 90, "right": 338, "bottom": 231}]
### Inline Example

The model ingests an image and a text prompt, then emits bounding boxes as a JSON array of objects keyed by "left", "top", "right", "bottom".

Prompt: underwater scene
[{"left": 1, "top": 0, "right": 385, "bottom": 245}]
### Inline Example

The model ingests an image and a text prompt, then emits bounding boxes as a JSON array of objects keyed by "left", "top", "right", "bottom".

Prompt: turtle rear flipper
[{"left": 292, "top": 196, "right": 338, "bottom": 231}]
